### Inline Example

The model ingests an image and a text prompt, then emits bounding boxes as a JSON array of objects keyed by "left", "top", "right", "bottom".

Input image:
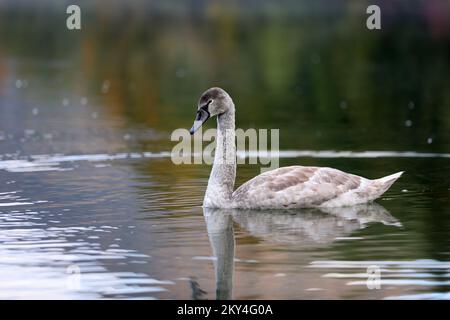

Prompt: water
[{"left": 0, "top": 0, "right": 450, "bottom": 299}]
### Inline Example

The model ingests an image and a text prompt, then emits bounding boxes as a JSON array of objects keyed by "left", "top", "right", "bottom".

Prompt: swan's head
[{"left": 189, "top": 87, "right": 233, "bottom": 135}]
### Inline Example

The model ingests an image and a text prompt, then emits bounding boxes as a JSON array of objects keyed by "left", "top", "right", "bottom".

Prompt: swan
[{"left": 189, "top": 87, "right": 403, "bottom": 209}]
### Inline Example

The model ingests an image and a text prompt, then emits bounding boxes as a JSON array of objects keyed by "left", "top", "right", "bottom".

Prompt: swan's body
[
  {"left": 190, "top": 87, "right": 403, "bottom": 209},
  {"left": 232, "top": 166, "right": 403, "bottom": 209}
]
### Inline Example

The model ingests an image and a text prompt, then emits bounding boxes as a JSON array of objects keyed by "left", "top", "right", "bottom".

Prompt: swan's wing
[{"left": 232, "top": 166, "right": 363, "bottom": 208}]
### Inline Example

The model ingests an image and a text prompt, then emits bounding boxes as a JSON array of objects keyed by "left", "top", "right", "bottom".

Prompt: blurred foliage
[{"left": 0, "top": 0, "right": 449, "bottom": 153}]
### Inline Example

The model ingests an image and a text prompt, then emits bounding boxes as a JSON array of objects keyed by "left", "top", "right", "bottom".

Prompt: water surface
[{"left": 0, "top": 0, "right": 449, "bottom": 299}]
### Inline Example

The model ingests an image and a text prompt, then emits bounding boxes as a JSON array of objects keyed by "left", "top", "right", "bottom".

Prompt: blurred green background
[{"left": 1, "top": 0, "right": 449, "bottom": 153}]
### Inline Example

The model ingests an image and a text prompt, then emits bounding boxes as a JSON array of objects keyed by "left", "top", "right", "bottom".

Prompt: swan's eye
[
  {"left": 199, "top": 102, "right": 212, "bottom": 115},
  {"left": 200, "top": 99, "right": 213, "bottom": 112}
]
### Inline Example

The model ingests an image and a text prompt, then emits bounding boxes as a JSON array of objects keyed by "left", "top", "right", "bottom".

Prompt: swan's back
[{"left": 232, "top": 166, "right": 402, "bottom": 209}]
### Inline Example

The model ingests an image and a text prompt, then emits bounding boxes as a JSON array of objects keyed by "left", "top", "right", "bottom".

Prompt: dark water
[{"left": 0, "top": 0, "right": 450, "bottom": 299}]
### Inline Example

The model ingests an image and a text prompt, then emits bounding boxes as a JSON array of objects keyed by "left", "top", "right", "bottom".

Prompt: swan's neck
[{"left": 204, "top": 109, "right": 236, "bottom": 208}]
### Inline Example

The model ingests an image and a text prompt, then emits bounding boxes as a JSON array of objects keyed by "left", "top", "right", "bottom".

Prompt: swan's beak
[{"left": 189, "top": 108, "right": 210, "bottom": 135}]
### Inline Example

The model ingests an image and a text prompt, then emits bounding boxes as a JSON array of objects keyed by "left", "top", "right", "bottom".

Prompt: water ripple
[
  {"left": 0, "top": 209, "right": 173, "bottom": 299},
  {"left": 310, "top": 259, "right": 450, "bottom": 299},
  {"left": 1, "top": 150, "right": 449, "bottom": 173}
]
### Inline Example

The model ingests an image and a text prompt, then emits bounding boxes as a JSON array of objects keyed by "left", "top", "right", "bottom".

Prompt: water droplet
[
  {"left": 81, "top": 97, "right": 88, "bottom": 105},
  {"left": 405, "top": 120, "right": 412, "bottom": 127},
  {"left": 101, "top": 80, "right": 110, "bottom": 93},
  {"left": 408, "top": 101, "right": 415, "bottom": 110},
  {"left": 176, "top": 68, "right": 186, "bottom": 78},
  {"left": 91, "top": 112, "right": 98, "bottom": 119},
  {"left": 24, "top": 129, "right": 35, "bottom": 136},
  {"left": 427, "top": 137, "right": 433, "bottom": 144},
  {"left": 339, "top": 101, "right": 348, "bottom": 109},
  {"left": 123, "top": 133, "right": 131, "bottom": 141},
  {"left": 62, "top": 98, "right": 69, "bottom": 107},
  {"left": 402, "top": 189, "right": 408, "bottom": 193},
  {"left": 15, "top": 80, "right": 23, "bottom": 89},
  {"left": 32, "top": 108, "right": 39, "bottom": 115}
]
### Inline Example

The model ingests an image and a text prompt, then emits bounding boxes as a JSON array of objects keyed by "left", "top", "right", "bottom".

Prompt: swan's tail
[
  {"left": 370, "top": 171, "right": 404, "bottom": 199},
  {"left": 377, "top": 171, "right": 404, "bottom": 185}
]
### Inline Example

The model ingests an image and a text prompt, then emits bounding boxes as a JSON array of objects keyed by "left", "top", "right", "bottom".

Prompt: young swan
[{"left": 189, "top": 87, "right": 403, "bottom": 209}]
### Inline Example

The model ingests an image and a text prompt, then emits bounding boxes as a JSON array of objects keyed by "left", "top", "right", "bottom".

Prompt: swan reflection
[{"left": 203, "top": 203, "right": 401, "bottom": 299}]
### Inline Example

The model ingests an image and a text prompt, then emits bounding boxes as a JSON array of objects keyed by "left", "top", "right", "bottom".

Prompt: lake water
[{"left": 0, "top": 1, "right": 449, "bottom": 299}]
